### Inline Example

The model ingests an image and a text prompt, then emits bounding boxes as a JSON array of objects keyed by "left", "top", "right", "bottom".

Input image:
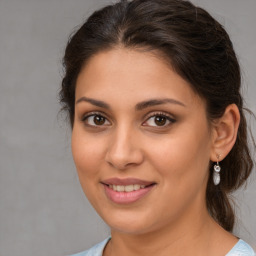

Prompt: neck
[{"left": 104, "top": 206, "right": 224, "bottom": 256}]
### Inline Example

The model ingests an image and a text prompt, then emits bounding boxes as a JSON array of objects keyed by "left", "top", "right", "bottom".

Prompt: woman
[{"left": 60, "top": 0, "right": 255, "bottom": 255}]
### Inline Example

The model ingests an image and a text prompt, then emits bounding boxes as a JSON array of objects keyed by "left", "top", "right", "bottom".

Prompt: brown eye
[
  {"left": 83, "top": 114, "right": 111, "bottom": 126},
  {"left": 94, "top": 115, "right": 106, "bottom": 125},
  {"left": 143, "top": 113, "right": 176, "bottom": 127},
  {"left": 154, "top": 116, "right": 167, "bottom": 126}
]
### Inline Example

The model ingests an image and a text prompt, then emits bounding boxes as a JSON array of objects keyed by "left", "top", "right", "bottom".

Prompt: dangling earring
[{"left": 213, "top": 156, "right": 221, "bottom": 186}]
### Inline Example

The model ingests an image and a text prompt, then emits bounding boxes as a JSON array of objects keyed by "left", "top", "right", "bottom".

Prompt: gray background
[{"left": 0, "top": 0, "right": 255, "bottom": 255}]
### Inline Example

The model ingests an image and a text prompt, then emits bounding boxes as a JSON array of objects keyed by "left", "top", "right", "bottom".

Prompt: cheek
[
  {"left": 148, "top": 124, "right": 211, "bottom": 187},
  {"left": 71, "top": 127, "right": 108, "bottom": 207},
  {"left": 71, "top": 127, "right": 105, "bottom": 180}
]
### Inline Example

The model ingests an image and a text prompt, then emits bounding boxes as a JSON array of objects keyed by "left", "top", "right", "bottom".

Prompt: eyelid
[
  {"left": 81, "top": 111, "right": 111, "bottom": 126},
  {"left": 80, "top": 111, "right": 176, "bottom": 127},
  {"left": 142, "top": 111, "right": 176, "bottom": 126}
]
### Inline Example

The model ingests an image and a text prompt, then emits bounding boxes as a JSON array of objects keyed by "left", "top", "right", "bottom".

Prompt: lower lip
[{"left": 103, "top": 184, "right": 155, "bottom": 204}]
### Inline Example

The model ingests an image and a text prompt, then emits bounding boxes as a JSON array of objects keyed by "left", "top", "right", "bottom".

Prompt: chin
[
  {"left": 100, "top": 209, "right": 158, "bottom": 235},
  {"left": 109, "top": 222, "right": 153, "bottom": 235}
]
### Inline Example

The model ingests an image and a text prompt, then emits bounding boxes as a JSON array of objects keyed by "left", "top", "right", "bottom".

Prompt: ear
[{"left": 210, "top": 104, "right": 240, "bottom": 162}]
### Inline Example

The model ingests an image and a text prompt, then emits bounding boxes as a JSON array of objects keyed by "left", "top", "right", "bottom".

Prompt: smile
[
  {"left": 109, "top": 184, "right": 146, "bottom": 192},
  {"left": 101, "top": 178, "right": 156, "bottom": 204}
]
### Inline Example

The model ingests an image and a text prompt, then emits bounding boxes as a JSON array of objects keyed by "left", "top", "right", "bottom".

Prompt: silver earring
[{"left": 213, "top": 158, "right": 221, "bottom": 186}]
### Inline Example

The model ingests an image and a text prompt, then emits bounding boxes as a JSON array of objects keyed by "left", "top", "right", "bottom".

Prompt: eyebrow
[
  {"left": 76, "top": 96, "right": 186, "bottom": 110},
  {"left": 76, "top": 96, "right": 111, "bottom": 109},
  {"left": 135, "top": 98, "right": 186, "bottom": 110}
]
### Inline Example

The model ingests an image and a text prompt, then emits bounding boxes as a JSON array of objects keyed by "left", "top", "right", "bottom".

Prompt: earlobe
[{"left": 210, "top": 104, "right": 240, "bottom": 162}]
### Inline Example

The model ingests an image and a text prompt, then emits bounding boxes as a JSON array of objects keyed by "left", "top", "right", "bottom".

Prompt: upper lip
[{"left": 101, "top": 178, "right": 156, "bottom": 186}]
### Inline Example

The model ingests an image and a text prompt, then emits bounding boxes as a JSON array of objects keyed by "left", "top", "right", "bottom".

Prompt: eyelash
[
  {"left": 82, "top": 112, "right": 110, "bottom": 127},
  {"left": 81, "top": 111, "right": 176, "bottom": 128},
  {"left": 142, "top": 112, "right": 176, "bottom": 128}
]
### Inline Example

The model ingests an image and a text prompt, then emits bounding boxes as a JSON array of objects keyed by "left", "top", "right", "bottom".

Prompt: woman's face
[{"left": 72, "top": 48, "right": 214, "bottom": 235}]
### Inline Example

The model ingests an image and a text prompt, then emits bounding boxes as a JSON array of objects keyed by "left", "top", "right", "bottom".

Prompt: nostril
[
  {"left": 105, "top": 151, "right": 143, "bottom": 170},
  {"left": 106, "top": 159, "right": 134, "bottom": 170}
]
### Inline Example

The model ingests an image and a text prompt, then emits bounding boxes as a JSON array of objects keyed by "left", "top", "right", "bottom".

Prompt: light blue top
[{"left": 70, "top": 238, "right": 255, "bottom": 256}]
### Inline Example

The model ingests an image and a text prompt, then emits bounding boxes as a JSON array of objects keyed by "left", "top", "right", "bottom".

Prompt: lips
[
  {"left": 101, "top": 177, "right": 154, "bottom": 186},
  {"left": 110, "top": 184, "right": 146, "bottom": 192},
  {"left": 101, "top": 178, "right": 156, "bottom": 204}
]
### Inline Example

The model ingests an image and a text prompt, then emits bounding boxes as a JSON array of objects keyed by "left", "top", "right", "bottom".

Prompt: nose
[{"left": 105, "top": 126, "right": 144, "bottom": 170}]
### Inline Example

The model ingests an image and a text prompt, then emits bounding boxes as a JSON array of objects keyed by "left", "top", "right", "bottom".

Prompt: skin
[{"left": 72, "top": 48, "right": 240, "bottom": 256}]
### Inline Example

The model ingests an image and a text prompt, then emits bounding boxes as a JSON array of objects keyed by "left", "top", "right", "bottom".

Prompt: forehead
[{"left": 75, "top": 48, "right": 201, "bottom": 107}]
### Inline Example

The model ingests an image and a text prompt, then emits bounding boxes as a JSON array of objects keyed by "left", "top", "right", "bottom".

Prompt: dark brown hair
[{"left": 60, "top": 0, "right": 254, "bottom": 232}]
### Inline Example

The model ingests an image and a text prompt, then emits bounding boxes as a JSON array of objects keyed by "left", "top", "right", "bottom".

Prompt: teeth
[
  {"left": 125, "top": 185, "right": 134, "bottom": 192},
  {"left": 117, "top": 185, "right": 125, "bottom": 192},
  {"left": 109, "top": 184, "right": 147, "bottom": 192},
  {"left": 134, "top": 184, "right": 140, "bottom": 191}
]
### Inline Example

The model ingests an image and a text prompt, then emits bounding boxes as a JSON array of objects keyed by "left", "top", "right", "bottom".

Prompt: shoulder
[
  {"left": 226, "top": 239, "right": 255, "bottom": 256},
  {"left": 70, "top": 238, "right": 111, "bottom": 256}
]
